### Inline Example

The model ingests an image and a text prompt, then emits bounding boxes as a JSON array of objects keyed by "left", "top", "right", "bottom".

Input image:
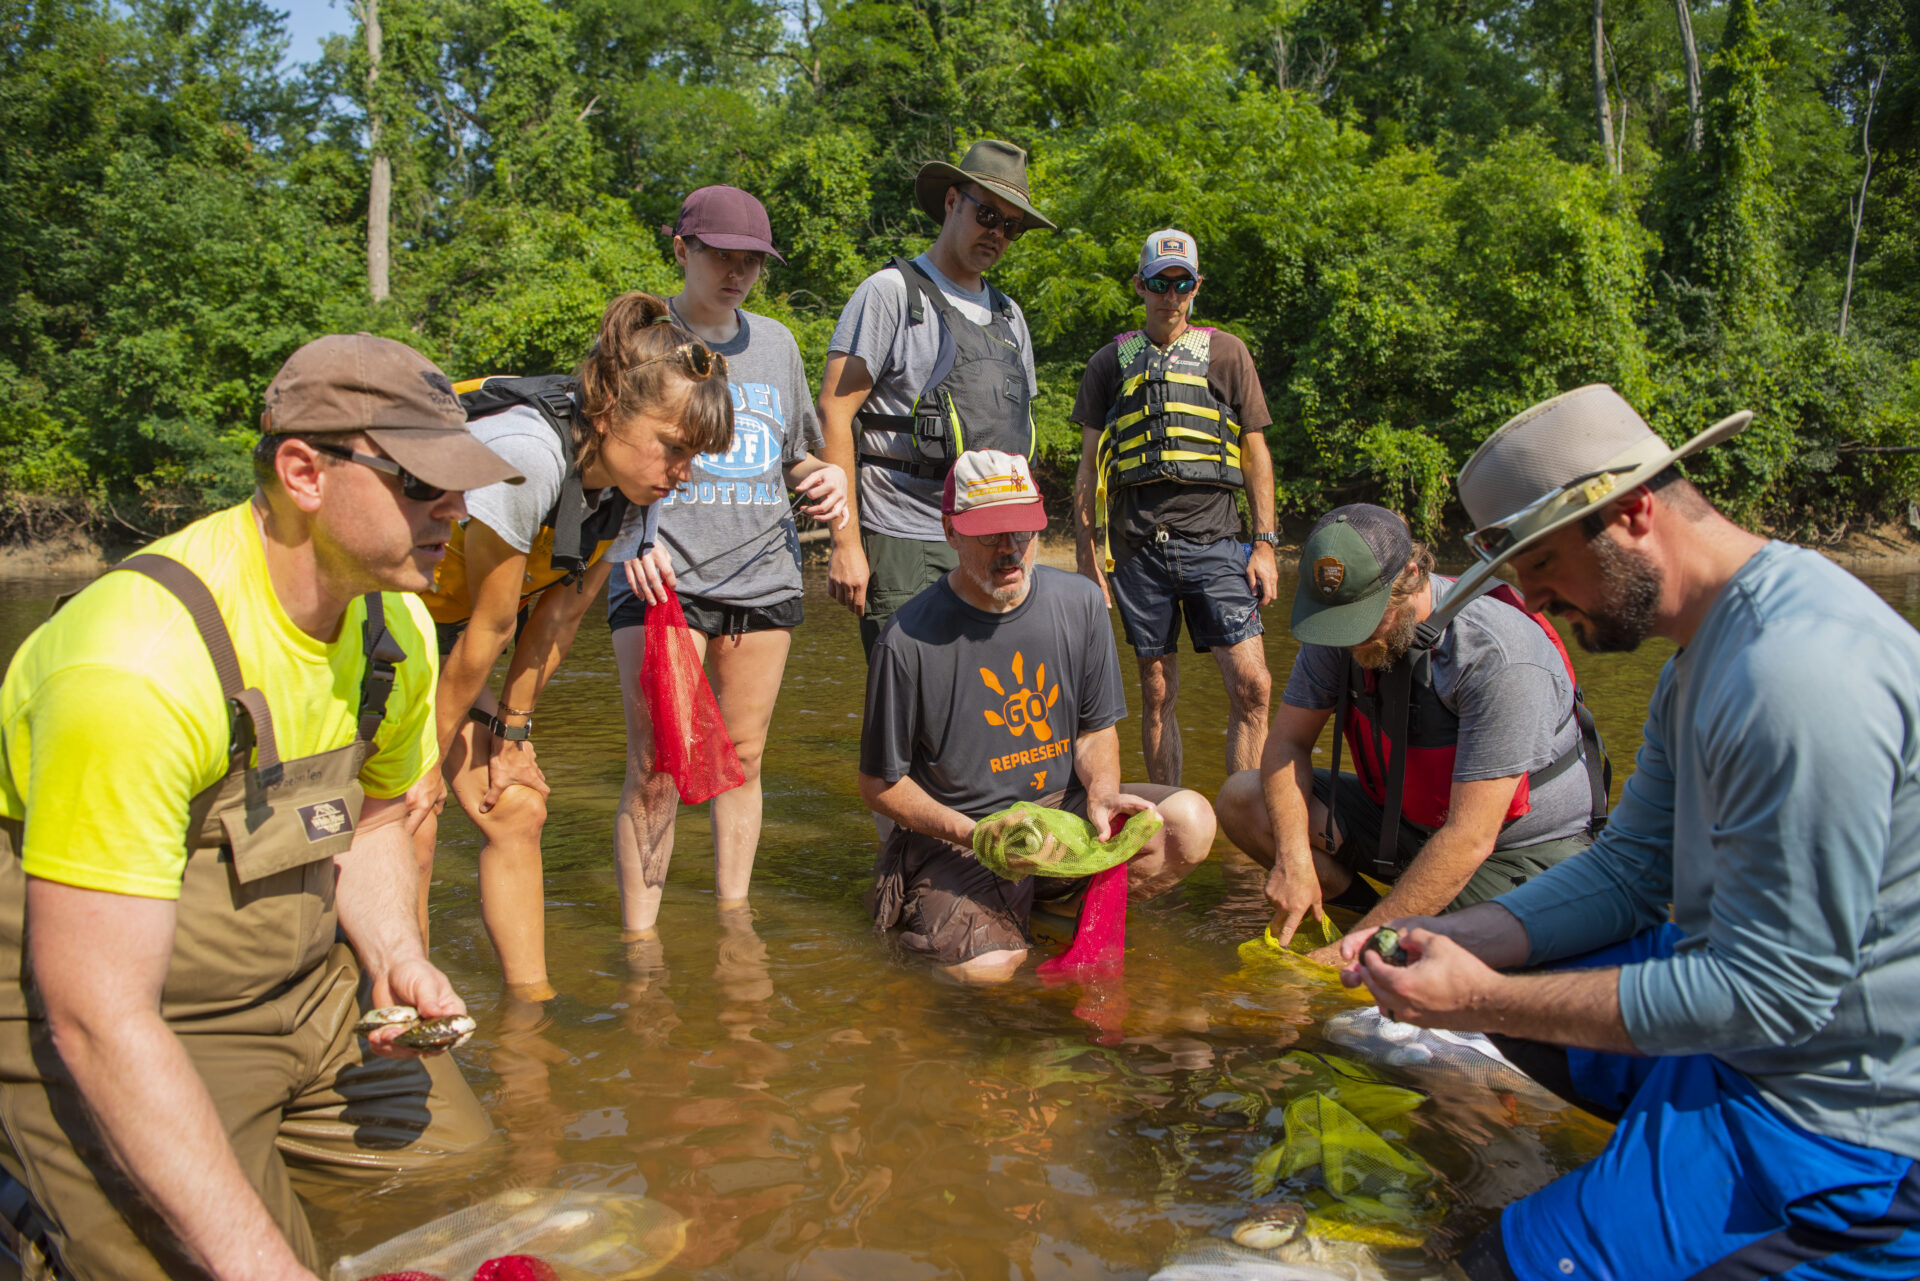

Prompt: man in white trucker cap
[
  {"left": 1340, "top": 384, "right": 1920, "bottom": 1281},
  {"left": 856, "top": 450, "right": 1216, "bottom": 983}
]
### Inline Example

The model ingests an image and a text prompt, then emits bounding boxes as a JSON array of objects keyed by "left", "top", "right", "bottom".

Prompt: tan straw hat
[
  {"left": 1454, "top": 384, "right": 1751, "bottom": 573},
  {"left": 262, "top": 334, "right": 523, "bottom": 492},
  {"left": 914, "top": 139, "right": 1056, "bottom": 231}
]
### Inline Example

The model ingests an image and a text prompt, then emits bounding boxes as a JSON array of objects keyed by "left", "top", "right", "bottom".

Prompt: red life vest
[{"left": 1335, "top": 582, "right": 1601, "bottom": 846}]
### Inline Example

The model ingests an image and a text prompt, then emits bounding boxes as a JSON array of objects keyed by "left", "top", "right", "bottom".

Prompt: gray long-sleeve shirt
[{"left": 1498, "top": 541, "right": 1920, "bottom": 1158}]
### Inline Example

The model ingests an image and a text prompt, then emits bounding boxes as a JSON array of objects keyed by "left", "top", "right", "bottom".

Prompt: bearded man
[{"left": 1215, "top": 503, "right": 1606, "bottom": 966}]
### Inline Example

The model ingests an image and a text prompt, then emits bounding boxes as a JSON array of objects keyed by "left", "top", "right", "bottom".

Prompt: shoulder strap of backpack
[
  {"left": 456, "top": 375, "right": 592, "bottom": 574},
  {"left": 356, "top": 593, "right": 408, "bottom": 744}
]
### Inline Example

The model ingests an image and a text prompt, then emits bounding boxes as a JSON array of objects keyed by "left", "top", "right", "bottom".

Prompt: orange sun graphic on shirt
[{"left": 980, "top": 651, "right": 1060, "bottom": 741}]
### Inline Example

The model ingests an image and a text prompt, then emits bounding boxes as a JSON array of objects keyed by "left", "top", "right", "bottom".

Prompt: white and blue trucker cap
[{"left": 1138, "top": 229, "right": 1200, "bottom": 278}]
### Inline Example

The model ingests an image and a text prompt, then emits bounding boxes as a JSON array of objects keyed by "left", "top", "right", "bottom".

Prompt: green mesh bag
[
  {"left": 971, "top": 802, "right": 1163, "bottom": 879},
  {"left": 1248, "top": 1092, "right": 1437, "bottom": 1225},
  {"left": 1276, "top": 1050, "right": 1427, "bottom": 1127}
]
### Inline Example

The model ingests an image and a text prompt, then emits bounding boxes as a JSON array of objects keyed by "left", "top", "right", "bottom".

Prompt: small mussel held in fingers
[
  {"left": 395, "top": 1014, "right": 477, "bottom": 1051},
  {"left": 1363, "top": 927, "right": 1411, "bottom": 967},
  {"left": 1230, "top": 1202, "right": 1308, "bottom": 1252},
  {"left": 353, "top": 1005, "right": 420, "bottom": 1037}
]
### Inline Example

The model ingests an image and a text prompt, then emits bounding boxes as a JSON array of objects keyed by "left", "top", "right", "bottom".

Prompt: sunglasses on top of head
[
  {"left": 307, "top": 441, "right": 447, "bottom": 502},
  {"left": 956, "top": 188, "right": 1028, "bottom": 241},
  {"left": 1142, "top": 274, "right": 1198, "bottom": 296}
]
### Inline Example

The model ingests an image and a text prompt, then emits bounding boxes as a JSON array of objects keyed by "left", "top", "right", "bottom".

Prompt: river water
[{"left": 4, "top": 557, "right": 1919, "bottom": 1279}]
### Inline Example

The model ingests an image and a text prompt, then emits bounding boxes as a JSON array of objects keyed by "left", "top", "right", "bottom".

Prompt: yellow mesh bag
[
  {"left": 971, "top": 802, "right": 1162, "bottom": 879},
  {"left": 1248, "top": 1093, "right": 1438, "bottom": 1226},
  {"left": 1277, "top": 1050, "right": 1426, "bottom": 1127}
]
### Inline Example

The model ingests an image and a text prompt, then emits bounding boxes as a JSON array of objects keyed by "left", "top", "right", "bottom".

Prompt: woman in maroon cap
[{"left": 606, "top": 187, "right": 847, "bottom": 947}]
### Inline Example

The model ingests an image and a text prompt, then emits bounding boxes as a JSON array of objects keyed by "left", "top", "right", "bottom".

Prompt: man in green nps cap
[
  {"left": 817, "top": 139, "right": 1055, "bottom": 658},
  {"left": 1215, "top": 502, "right": 1606, "bottom": 966}
]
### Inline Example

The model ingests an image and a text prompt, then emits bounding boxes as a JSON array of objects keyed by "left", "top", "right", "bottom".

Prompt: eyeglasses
[
  {"left": 635, "top": 338, "right": 728, "bottom": 380},
  {"left": 956, "top": 188, "right": 1028, "bottom": 241},
  {"left": 309, "top": 441, "right": 447, "bottom": 502},
  {"left": 964, "top": 529, "right": 1039, "bottom": 549},
  {"left": 1142, "top": 274, "right": 1198, "bottom": 295},
  {"left": 1466, "top": 467, "right": 1633, "bottom": 562}
]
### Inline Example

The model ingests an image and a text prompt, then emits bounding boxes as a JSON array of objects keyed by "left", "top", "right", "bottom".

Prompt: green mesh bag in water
[
  {"left": 1277, "top": 1050, "right": 1427, "bottom": 1127},
  {"left": 971, "top": 802, "right": 1163, "bottom": 879},
  {"left": 1248, "top": 1092, "right": 1437, "bottom": 1226}
]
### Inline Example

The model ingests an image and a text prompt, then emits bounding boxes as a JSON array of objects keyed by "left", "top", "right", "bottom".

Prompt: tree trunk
[
  {"left": 1839, "top": 63, "right": 1886, "bottom": 340},
  {"left": 1674, "top": 0, "right": 1703, "bottom": 152},
  {"left": 1591, "top": 0, "right": 1617, "bottom": 171},
  {"left": 363, "top": 0, "right": 391, "bottom": 304}
]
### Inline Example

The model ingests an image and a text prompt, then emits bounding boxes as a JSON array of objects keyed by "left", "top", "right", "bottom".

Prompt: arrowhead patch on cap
[{"left": 1314, "top": 557, "right": 1346, "bottom": 597}]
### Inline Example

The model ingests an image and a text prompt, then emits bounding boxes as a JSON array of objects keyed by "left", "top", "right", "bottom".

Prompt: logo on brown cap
[{"left": 1314, "top": 557, "right": 1346, "bottom": 598}]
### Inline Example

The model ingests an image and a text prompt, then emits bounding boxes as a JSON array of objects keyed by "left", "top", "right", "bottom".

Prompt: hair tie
[{"left": 650, "top": 313, "right": 674, "bottom": 327}]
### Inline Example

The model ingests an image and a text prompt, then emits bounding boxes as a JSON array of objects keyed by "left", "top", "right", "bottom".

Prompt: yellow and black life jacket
[
  {"left": 420, "top": 375, "right": 631, "bottom": 624},
  {"left": 1094, "top": 327, "right": 1244, "bottom": 569}
]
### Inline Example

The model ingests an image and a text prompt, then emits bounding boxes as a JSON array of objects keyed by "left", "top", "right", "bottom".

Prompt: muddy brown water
[{"left": 5, "top": 560, "right": 1920, "bottom": 1279}]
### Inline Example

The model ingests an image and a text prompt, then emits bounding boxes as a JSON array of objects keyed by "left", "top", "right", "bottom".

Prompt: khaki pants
[
  {"left": 858, "top": 529, "right": 958, "bottom": 659},
  {"left": 0, "top": 945, "right": 492, "bottom": 1280}
]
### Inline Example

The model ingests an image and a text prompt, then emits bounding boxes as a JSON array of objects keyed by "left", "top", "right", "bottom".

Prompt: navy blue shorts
[
  {"left": 1109, "top": 536, "right": 1263, "bottom": 657},
  {"left": 1467, "top": 926, "right": 1920, "bottom": 1281}
]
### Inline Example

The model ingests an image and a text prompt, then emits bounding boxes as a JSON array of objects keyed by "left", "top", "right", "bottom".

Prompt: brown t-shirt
[{"left": 1070, "top": 327, "right": 1272, "bottom": 551}]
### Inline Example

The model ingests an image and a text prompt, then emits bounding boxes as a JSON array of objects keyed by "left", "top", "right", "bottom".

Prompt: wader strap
[
  {"left": 356, "top": 593, "right": 408, "bottom": 743},
  {"left": 112, "top": 555, "right": 281, "bottom": 773},
  {"left": 1326, "top": 676, "right": 1349, "bottom": 857},
  {"left": 857, "top": 452, "right": 948, "bottom": 480},
  {"left": 0, "top": 1161, "right": 67, "bottom": 1279},
  {"left": 1374, "top": 657, "right": 1415, "bottom": 878}
]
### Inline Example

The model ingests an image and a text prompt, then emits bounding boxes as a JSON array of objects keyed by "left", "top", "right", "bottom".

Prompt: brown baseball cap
[{"left": 261, "top": 334, "right": 523, "bottom": 491}]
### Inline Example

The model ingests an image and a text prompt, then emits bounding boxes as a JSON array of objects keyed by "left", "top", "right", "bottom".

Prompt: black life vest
[
  {"left": 455, "top": 374, "right": 632, "bottom": 576},
  {"left": 1327, "top": 581, "right": 1611, "bottom": 880},
  {"left": 1094, "top": 326, "right": 1246, "bottom": 568},
  {"left": 854, "top": 258, "right": 1034, "bottom": 481}
]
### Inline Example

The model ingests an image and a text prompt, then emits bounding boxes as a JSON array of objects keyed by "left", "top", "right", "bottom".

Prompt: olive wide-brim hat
[
  {"left": 1453, "top": 384, "right": 1751, "bottom": 580},
  {"left": 914, "top": 139, "right": 1057, "bottom": 231}
]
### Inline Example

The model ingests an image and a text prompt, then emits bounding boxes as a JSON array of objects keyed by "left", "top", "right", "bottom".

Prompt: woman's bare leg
[
  {"left": 612, "top": 622, "right": 682, "bottom": 936},
  {"left": 448, "top": 688, "right": 555, "bottom": 998},
  {"left": 705, "top": 628, "right": 794, "bottom": 904}
]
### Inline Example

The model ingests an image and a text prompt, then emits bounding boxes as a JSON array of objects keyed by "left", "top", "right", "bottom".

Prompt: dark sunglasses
[
  {"left": 309, "top": 441, "right": 447, "bottom": 502},
  {"left": 1142, "top": 274, "right": 1198, "bottom": 295},
  {"left": 639, "top": 325, "right": 729, "bottom": 380},
  {"left": 956, "top": 188, "right": 1028, "bottom": 241},
  {"left": 964, "top": 529, "right": 1039, "bottom": 549}
]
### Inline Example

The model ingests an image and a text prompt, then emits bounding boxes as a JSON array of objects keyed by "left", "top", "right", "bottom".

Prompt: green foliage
[{"left": 3, "top": 0, "right": 1916, "bottom": 541}]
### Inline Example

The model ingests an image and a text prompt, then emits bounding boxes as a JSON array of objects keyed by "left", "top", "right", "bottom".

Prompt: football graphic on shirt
[{"left": 692, "top": 381, "right": 783, "bottom": 480}]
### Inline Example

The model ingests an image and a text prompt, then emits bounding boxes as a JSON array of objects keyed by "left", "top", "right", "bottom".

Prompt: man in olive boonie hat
[
  {"left": 818, "top": 139, "right": 1055, "bottom": 658},
  {"left": 1215, "top": 503, "right": 1607, "bottom": 967},
  {"left": 0, "top": 333, "right": 506, "bottom": 1279},
  {"left": 1339, "top": 384, "right": 1920, "bottom": 1281}
]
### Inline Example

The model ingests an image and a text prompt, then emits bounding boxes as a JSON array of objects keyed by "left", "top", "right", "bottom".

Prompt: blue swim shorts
[
  {"left": 1467, "top": 925, "right": 1920, "bottom": 1281},
  {"left": 1109, "top": 536, "right": 1263, "bottom": 657}
]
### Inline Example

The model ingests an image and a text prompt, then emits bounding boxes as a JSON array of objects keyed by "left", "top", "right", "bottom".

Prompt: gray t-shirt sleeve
[
  {"left": 783, "top": 335, "right": 822, "bottom": 463},
  {"left": 1281, "top": 644, "right": 1344, "bottom": 711},
  {"left": 1448, "top": 650, "right": 1567, "bottom": 781},
  {"left": 859, "top": 631, "right": 917, "bottom": 784},
  {"left": 463, "top": 406, "right": 567, "bottom": 555},
  {"left": 828, "top": 272, "right": 908, "bottom": 385},
  {"left": 1077, "top": 590, "right": 1128, "bottom": 734},
  {"left": 1007, "top": 299, "right": 1040, "bottom": 398}
]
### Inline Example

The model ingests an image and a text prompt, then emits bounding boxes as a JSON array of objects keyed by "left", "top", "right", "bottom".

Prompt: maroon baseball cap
[
  {"left": 675, "top": 186, "right": 785, "bottom": 263},
  {"left": 261, "top": 334, "right": 523, "bottom": 492},
  {"left": 941, "top": 450, "right": 1048, "bottom": 536}
]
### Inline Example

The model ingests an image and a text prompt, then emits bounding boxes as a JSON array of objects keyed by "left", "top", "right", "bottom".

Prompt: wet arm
[
  {"left": 434, "top": 520, "right": 532, "bottom": 759},
  {"left": 1239, "top": 428, "right": 1278, "bottom": 603},
  {"left": 858, "top": 772, "right": 974, "bottom": 847},
  {"left": 817, "top": 353, "right": 872, "bottom": 559},
  {"left": 1260, "top": 702, "right": 1330, "bottom": 874},
  {"left": 26, "top": 878, "right": 320, "bottom": 1281},
  {"left": 334, "top": 797, "right": 464, "bottom": 1044},
  {"left": 499, "top": 559, "right": 613, "bottom": 719}
]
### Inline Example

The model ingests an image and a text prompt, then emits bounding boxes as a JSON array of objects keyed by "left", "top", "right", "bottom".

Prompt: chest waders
[
  {"left": 1323, "top": 583, "right": 1611, "bottom": 881},
  {"left": 0, "top": 555, "right": 403, "bottom": 1278},
  {"left": 1095, "top": 328, "right": 1245, "bottom": 569},
  {"left": 855, "top": 258, "right": 1035, "bottom": 480}
]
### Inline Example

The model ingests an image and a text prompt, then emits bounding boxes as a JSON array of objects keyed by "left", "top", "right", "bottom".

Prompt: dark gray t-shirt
[
  {"left": 1281, "top": 576, "right": 1592, "bottom": 848},
  {"left": 829, "top": 254, "right": 1039, "bottom": 542},
  {"left": 861, "top": 567, "right": 1128, "bottom": 818}
]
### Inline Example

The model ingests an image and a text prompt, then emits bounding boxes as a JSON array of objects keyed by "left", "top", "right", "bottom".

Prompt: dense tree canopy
[{"left": 2, "top": 0, "right": 1915, "bottom": 537}]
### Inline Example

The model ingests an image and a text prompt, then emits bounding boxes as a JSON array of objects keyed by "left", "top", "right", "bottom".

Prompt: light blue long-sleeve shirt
[{"left": 1497, "top": 541, "right": 1920, "bottom": 1158}]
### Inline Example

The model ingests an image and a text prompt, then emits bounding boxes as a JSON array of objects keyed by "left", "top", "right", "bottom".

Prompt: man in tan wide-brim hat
[
  {"left": 1334, "top": 383, "right": 1920, "bottom": 1280},
  {"left": 818, "top": 139, "right": 1055, "bottom": 658},
  {"left": 0, "top": 334, "right": 510, "bottom": 1278}
]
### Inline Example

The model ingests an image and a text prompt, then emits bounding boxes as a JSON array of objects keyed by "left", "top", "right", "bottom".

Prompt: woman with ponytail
[
  {"left": 417, "top": 291, "right": 734, "bottom": 1000},
  {"left": 606, "top": 187, "right": 847, "bottom": 944}
]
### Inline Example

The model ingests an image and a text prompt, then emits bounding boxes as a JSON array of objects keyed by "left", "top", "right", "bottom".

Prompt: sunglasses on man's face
[
  {"left": 1143, "top": 274, "right": 1198, "bottom": 296},
  {"left": 956, "top": 188, "right": 1028, "bottom": 241},
  {"left": 310, "top": 441, "right": 447, "bottom": 502}
]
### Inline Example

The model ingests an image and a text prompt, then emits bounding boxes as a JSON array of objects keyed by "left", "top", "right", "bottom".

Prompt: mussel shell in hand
[
  {"left": 1363, "top": 927, "right": 1411, "bottom": 966},
  {"left": 353, "top": 1005, "right": 420, "bottom": 1037},
  {"left": 395, "top": 1014, "right": 477, "bottom": 1051}
]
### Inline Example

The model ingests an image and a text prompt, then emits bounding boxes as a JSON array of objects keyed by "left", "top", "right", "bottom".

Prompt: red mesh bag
[
  {"left": 472, "top": 1259, "right": 560, "bottom": 1281},
  {"left": 640, "top": 592, "right": 744, "bottom": 804}
]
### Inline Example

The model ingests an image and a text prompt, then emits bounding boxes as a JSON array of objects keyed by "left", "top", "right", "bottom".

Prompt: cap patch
[
  {"left": 962, "top": 471, "right": 1032, "bottom": 502},
  {"left": 1156, "top": 236, "right": 1189, "bottom": 257},
  {"left": 1314, "top": 557, "right": 1346, "bottom": 597}
]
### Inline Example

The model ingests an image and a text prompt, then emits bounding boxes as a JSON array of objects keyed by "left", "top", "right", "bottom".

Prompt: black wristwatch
[
  {"left": 469, "top": 708, "right": 532, "bottom": 742},
  {"left": 1252, "top": 532, "right": 1281, "bottom": 547}
]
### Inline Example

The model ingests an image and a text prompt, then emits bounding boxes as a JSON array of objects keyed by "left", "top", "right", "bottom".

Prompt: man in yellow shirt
[{"left": 0, "top": 334, "right": 521, "bottom": 1280}]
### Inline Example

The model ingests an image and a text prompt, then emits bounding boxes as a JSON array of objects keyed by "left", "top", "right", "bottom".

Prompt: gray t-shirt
[
  {"left": 464, "top": 402, "right": 610, "bottom": 553},
  {"left": 861, "top": 567, "right": 1127, "bottom": 818},
  {"left": 1281, "top": 575, "right": 1591, "bottom": 848},
  {"left": 829, "top": 254, "right": 1039, "bottom": 541},
  {"left": 607, "top": 310, "right": 823, "bottom": 607}
]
